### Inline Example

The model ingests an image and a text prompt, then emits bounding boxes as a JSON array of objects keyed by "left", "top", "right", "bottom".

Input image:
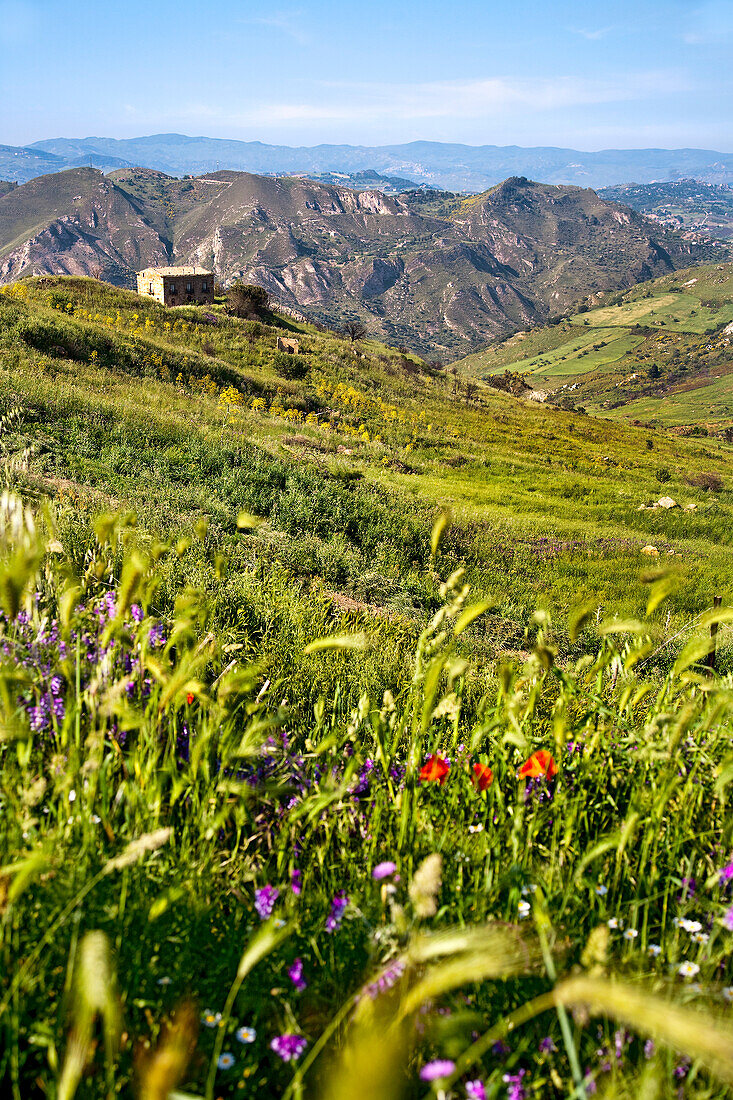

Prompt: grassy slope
[
  {"left": 457, "top": 261, "right": 733, "bottom": 427},
  {"left": 2, "top": 276, "right": 733, "bottom": 674},
  {"left": 5, "top": 277, "right": 733, "bottom": 1099}
]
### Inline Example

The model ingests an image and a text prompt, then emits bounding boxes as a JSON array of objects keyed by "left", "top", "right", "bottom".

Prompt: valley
[{"left": 458, "top": 261, "right": 733, "bottom": 428}]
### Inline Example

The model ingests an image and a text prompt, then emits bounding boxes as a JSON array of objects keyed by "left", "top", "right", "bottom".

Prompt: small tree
[
  {"left": 226, "top": 282, "right": 269, "bottom": 319},
  {"left": 342, "top": 319, "right": 367, "bottom": 343}
]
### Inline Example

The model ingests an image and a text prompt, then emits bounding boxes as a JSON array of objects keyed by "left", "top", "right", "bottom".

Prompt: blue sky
[{"left": 1, "top": 0, "right": 732, "bottom": 150}]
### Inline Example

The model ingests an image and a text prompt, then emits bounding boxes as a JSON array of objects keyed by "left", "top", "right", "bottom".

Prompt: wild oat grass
[
  {"left": 2, "top": 277, "right": 733, "bottom": 1098},
  {"left": 0, "top": 502, "right": 732, "bottom": 1098}
]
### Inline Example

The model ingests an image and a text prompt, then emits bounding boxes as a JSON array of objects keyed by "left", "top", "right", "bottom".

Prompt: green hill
[
  {"left": 457, "top": 260, "right": 733, "bottom": 430},
  {"left": 4, "top": 276, "right": 733, "bottom": 1099},
  {"left": 2, "top": 275, "right": 733, "bottom": 668}
]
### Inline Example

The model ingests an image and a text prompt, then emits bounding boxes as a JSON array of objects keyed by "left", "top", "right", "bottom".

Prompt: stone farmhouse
[{"left": 136, "top": 266, "right": 214, "bottom": 307}]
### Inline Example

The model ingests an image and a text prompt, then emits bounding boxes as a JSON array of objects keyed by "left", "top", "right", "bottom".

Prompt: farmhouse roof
[{"left": 137, "top": 266, "right": 212, "bottom": 276}]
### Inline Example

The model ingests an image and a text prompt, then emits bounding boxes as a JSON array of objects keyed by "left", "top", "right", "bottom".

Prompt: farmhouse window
[
  {"left": 186, "top": 282, "right": 193, "bottom": 293},
  {"left": 202, "top": 281, "right": 208, "bottom": 291},
  {"left": 148, "top": 282, "right": 153, "bottom": 293},
  {"left": 170, "top": 285, "right": 177, "bottom": 294}
]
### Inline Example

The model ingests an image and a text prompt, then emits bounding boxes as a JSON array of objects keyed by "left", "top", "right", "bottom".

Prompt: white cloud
[{"left": 169, "top": 71, "right": 691, "bottom": 129}]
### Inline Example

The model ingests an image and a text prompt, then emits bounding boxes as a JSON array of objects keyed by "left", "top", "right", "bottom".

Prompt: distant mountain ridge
[
  {"left": 1, "top": 134, "right": 733, "bottom": 190},
  {"left": 0, "top": 166, "right": 720, "bottom": 357}
]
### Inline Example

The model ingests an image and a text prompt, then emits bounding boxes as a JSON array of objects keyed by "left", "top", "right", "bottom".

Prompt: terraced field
[{"left": 458, "top": 262, "right": 733, "bottom": 428}]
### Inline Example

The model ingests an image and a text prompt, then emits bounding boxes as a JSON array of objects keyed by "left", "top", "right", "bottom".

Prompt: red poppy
[
  {"left": 419, "top": 754, "right": 450, "bottom": 784},
  {"left": 472, "top": 762, "right": 494, "bottom": 791},
  {"left": 518, "top": 749, "right": 557, "bottom": 780},
  {"left": 186, "top": 692, "right": 195, "bottom": 705}
]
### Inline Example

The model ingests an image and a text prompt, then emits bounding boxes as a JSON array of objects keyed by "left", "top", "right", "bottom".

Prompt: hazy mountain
[
  {"left": 0, "top": 143, "right": 132, "bottom": 183},
  {"left": 0, "top": 166, "right": 719, "bottom": 357},
  {"left": 599, "top": 180, "right": 733, "bottom": 241},
  {"left": 24, "top": 134, "right": 733, "bottom": 191}
]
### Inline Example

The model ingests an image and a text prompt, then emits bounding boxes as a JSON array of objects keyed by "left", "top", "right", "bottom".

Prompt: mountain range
[
  {"left": 3, "top": 135, "right": 733, "bottom": 191},
  {"left": 0, "top": 166, "right": 720, "bottom": 357}
]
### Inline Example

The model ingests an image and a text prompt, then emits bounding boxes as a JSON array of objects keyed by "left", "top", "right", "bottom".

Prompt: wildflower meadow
[{"left": 1, "top": 276, "right": 733, "bottom": 1098}]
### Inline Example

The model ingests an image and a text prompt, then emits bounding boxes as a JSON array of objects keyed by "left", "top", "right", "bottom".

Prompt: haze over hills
[
  {"left": 0, "top": 166, "right": 717, "bottom": 357},
  {"left": 3, "top": 135, "right": 733, "bottom": 191}
]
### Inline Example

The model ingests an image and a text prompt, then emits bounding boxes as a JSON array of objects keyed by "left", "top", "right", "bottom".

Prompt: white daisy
[
  {"left": 595, "top": 885, "right": 608, "bottom": 897},
  {"left": 607, "top": 917, "right": 623, "bottom": 930},
  {"left": 648, "top": 944, "right": 662, "bottom": 957},
  {"left": 202, "top": 1010, "right": 222, "bottom": 1028},
  {"left": 678, "top": 961, "right": 700, "bottom": 978},
  {"left": 623, "top": 929, "right": 638, "bottom": 940},
  {"left": 518, "top": 900, "right": 531, "bottom": 918}
]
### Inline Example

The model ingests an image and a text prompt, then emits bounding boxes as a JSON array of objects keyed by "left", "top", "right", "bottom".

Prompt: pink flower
[
  {"left": 372, "top": 861, "right": 397, "bottom": 880},
  {"left": 419, "top": 1060, "right": 455, "bottom": 1081}
]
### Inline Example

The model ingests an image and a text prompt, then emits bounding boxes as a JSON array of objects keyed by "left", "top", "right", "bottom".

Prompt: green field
[
  {"left": 3, "top": 276, "right": 733, "bottom": 1099},
  {"left": 458, "top": 263, "right": 733, "bottom": 426}
]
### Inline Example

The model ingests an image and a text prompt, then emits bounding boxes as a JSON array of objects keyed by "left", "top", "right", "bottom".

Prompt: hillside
[
  {"left": 0, "top": 167, "right": 170, "bottom": 282},
  {"left": 457, "top": 260, "right": 733, "bottom": 429},
  {"left": 15, "top": 133, "right": 733, "bottom": 190},
  {"left": 4, "top": 276, "right": 733, "bottom": 1099},
  {"left": 2, "top": 275, "right": 733, "bottom": 644},
  {"left": 0, "top": 169, "right": 717, "bottom": 357},
  {"left": 600, "top": 179, "right": 733, "bottom": 242}
]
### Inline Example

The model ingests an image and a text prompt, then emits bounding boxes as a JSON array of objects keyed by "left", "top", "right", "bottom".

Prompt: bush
[
  {"left": 655, "top": 466, "right": 672, "bottom": 483},
  {"left": 226, "top": 282, "right": 270, "bottom": 319}
]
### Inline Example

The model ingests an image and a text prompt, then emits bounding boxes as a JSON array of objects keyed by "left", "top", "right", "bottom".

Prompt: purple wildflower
[
  {"left": 361, "top": 959, "right": 405, "bottom": 1000},
  {"left": 130, "top": 603, "right": 144, "bottom": 623},
  {"left": 325, "top": 892, "right": 348, "bottom": 933},
  {"left": 148, "top": 622, "right": 166, "bottom": 647},
  {"left": 254, "top": 885, "right": 279, "bottom": 920},
  {"left": 270, "top": 1034, "right": 307, "bottom": 1062},
  {"left": 288, "top": 957, "right": 307, "bottom": 992},
  {"left": 466, "top": 1081, "right": 487, "bottom": 1100},
  {"left": 644, "top": 1040, "right": 655, "bottom": 1060},
  {"left": 539, "top": 1036, "right": 557, "bottom": 1053},
  {"left": 419, "top": 1060, "right": 455, "bottom": 1082},
  {"left": 50, "top": 675, "right": 63, "bottom": 696},
  {"left": 503, "top": 1069, "right": 527, "bottom": 1100},
  {"left": 723, "top": 906, "right": 733, "bottom": 931},
  {"left": 372, "top": 861, "right": 397, "bottom": 880},
  {"left": 720, "top": 861, "right": 733, "bottom": 883},
  {"left": 291, "top": 869, "right": 302, "bottom": 895}
]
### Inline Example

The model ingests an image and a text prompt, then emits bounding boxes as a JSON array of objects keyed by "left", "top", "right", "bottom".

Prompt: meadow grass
[
  {"left": 1, "top": 499, "right": 733, "bottom": 1098},
  {"left": 2, "top": 278, "right": 733, "bottom": 1097}
]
